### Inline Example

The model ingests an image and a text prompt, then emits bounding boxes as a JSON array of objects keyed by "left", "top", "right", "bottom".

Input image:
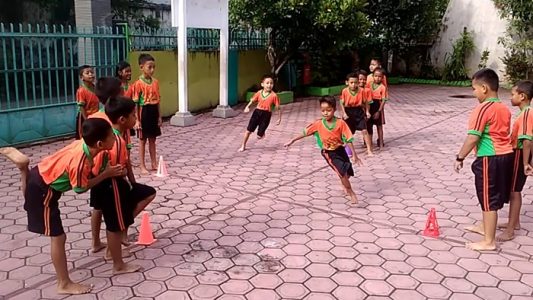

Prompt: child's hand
[
  {"left": 244, "top": 107, "right": 250, "bottom": 113},
  {"left": 158, "top": 117, "right": 162, "bottom": 127},
  {"left": 276, "top": 118, "right": 281, "bottom": 125},
  {"left": 351, "top": 156, "right": 362, "bottom": 166},
  {"left": 104, "top": 165, "right": 126, "bottom": 178},
  {"left": 284, "top": 141, "right": 293, "bottom": 148},
  {"left": 525, "top": 164, "right": 533, "bottom": 176},
  {"left": 366, "top": 112, "right": 371, "bottom": 119},
  {"left": 342, "top": 113, "right": 348, "bottom": 120},
  {"left": 373, "top": 112, "right": 380, "bottom": 120},
  {"left": 134, "top": 121, "right": 141, "bottom": 130},
  {"left": 454, "top": 160, "right": 463, "bottom": 173}
]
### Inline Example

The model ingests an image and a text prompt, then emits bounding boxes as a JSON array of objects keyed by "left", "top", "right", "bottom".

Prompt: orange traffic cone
[
  {"left": 136, "top": 212, "right": 156, "bottom": 245},
  {"left": 156, "top": 155, "right": 168, "bottom": 177},
  {"left": 423, "top": 208, "right": 440, "bottom": 238}
]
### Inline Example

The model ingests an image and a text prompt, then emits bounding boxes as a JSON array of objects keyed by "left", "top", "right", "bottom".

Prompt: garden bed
[
  {"left": 305, "top": 85, "right": 346, "bottom": 96},
  {"left": 398, "top": 78, "right": 471, "bottom": 87}
]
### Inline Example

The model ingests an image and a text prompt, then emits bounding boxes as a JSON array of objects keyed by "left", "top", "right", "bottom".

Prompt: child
[
  {"left": 91, "top": 96, "right": 156, "bottom": 274},
  {"left": 339, "top": 72, "right": 373, "bottom": 156},
  {"left": 116, "top": 61, "right": 133, "bottom": 98},
  {"left": 238, "top": 74, "right": 282, "bottom": 152},
  {"left": 75, "top": 65, "right": 99, "bottom": 140},
  {"left": 132, "top": 54, "right": 162, "bottom": 173},
  {"left": 285, "top": 96, "right": 362, "bottom": 204},
  {"left": 454, "top": 68, "right": 514, "bottom": 251},
  {"left": 0, "top": 119, "right": 123, "bottom": 295},
  {"left": 367, "top": 58, "right": 388, "bottom": 87},
  {"left": 367, "top": 68, "right": 389, "bottom": 148},
  {"left": 497, "top": 80, "right": 533, "bottom": 242}
]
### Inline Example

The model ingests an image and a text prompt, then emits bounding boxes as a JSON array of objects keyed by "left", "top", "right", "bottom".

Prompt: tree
[
  {"left": 111, "top": 0, "right": 161, "bottom": 29},
  {"left": 230, "top": 0, "right": 369, "bottom": 78}
]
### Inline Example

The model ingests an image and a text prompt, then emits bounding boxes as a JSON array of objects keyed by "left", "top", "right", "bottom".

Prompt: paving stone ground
[{"left": 1, "top": 84, "right": 532, "bottom": 300}]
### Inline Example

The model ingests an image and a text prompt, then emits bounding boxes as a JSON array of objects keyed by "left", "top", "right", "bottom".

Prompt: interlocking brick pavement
[{"left": 1, "top": 85, "right": 532, "bottom": 300}]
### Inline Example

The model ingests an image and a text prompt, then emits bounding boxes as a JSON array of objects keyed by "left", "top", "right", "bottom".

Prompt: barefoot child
[
  {"left": 285, "top": 96, "right": 362, "bottom": 204},
  {"left": 239, "top": 74, "right": 281, "bottom": 152},
  {"left": 75, "top": 65, "right": 99, "bottom": 140},
  {"left": 367, "top": 68, "right": 388, "bottom": 148},
  {"left": 498, "top": 80, "right": 533, "bottom": 241},
  {"left": 454, "top": 68, "right": 514, "bottom": 251},
  {"left": 339, "top": 72, "right": 373, "bottom": 155},
  {"left": 132, "top": 54, "right": 162, "bottom": 173},
  {"left": 91, "top": 96, "right": 156, "bottom": 274},
  {"left": 0, "top": 119, "right": 122, "bottom": 294}
]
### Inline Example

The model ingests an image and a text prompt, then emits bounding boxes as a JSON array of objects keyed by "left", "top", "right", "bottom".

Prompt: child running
[
  {"left": 75, "top": 65, "right": 99, "bottom": 140},
  {"left": 285, "top": 96, "right": 362, "bottom": 204},
  {"left": 0, "top": 119, "right": 123, "bottom": 294},
  {"left": 454, "top": 68, "right": 514, "bottom": 251},
  {"left": 239, "top": 74, "right": 282, "bottom": 152},
  {"left": 132, "top": 54, "right": 162, "bottom": 174},
  {"left": 497, "top": 80, "right": 533, "bottom": 242},
  {"left": 339, "top": 71, "right": 373, "bottom": 155},
  {"left": 367, "top": 68, "right": 389, "bottom": 148}
]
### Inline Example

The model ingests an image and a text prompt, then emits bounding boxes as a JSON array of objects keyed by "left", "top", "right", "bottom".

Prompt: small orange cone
[
  {"left": 156, "top": 155, "right": 168, "bottom": 177},
  {"left": 136, "top": 212, "right": 156, "bottom": 245},
  {"left": 423, "top": 208, "right": 440, "bottom": 238}
]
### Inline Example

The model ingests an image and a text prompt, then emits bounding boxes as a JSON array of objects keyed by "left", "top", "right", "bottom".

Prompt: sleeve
[
  {"left": 519, "top": 110, "right": 533, "bottom": 140},
  {"left": 76, "top": 88, "right": 86, "bottom": 107},
  {"left": 124, "top": 84, "right": 134, "bottom": 98},
  {"left": 91, "top": 151, "right": 107, "bottom": 176},
  {"left": 250, "top": 91, "right": 260, "bottom": 103},
  {"left": 70, "top": 155, "right": 93, "bottom": 193},
  {"left": 341, "top": 121, "right": 354, "bottom": 143},
  {"left": 365, "top": 89, "right": 373, "bottom": 104},
  {"left": 303, "top": 120, "right": 319, "bottom": 136},
  {"left": 131, "top": 81, "right": 140, "bottom": 103},
  {"left": 467, "top": 105, "right": 489, "bottom": 136}
]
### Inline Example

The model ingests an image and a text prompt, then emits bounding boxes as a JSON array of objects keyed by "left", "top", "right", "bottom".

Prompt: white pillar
[
  {"left": 170, "top": 0, "right": 196, "bottom": 126},
  {"left": 212, "top": 1, "right": 237, "bottom": 118}
]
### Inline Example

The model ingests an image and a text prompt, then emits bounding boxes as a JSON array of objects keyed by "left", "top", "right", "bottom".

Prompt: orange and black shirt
[
  {"left": 250, "top": 90, "right": 280, "bottom": 112},
  {"left": 303, "top": 117, "right": 354, "bottom": 150},
  {"left": 340, "top": 87, "right": 372, "bottom": 107},
  {"left": 76, "top": 82, "right": 100, "bottom": 116},
  {"left": 511, "top": 106, "right": 533, "bottom": 150},
  {"left": 367, "top": 74, "right": 388, "bottom": 88},
  {"left": 132, "top": 76, "right": 161, "bottom": 106},
  {"left": 369, "top": 83, "right": 389, "bottom": 101}
]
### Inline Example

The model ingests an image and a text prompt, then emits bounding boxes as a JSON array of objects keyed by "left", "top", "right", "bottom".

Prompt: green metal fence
[{"left": 0, "top": 23, "right": 127, "bottom": 146}]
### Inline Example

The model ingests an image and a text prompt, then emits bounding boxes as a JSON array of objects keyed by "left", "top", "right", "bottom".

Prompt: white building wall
[{"left": 430, "top": 0, "right": 508, "bottom": 78}]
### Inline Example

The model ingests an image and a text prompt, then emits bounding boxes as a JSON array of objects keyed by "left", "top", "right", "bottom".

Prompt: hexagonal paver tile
[
  {"left": 417, "top": 283, "right": 452, "bottom": 298},
  {"left": 390, "top": 290, "right": 426, "bottom": 300},
  {"left": 196, "top": 270, "right": 229, "bottom": 285},
  {"left": 220, "top": 279, "right": 253, "bottom": 294},
  {"left": 155, "top": 291, "right": 191, "bottom": 300},
  {"left": 305, "top": 263, "right": 336, "bottom": 277},
  {"left": 358, "top": 266, "right": 390, "bottom": 280},
  {"left": 144, "top": 267, "right": 176, "bottom": 281},
  {"left": 499, "top": 281, "right": 533, "bottom": 296},
  {"left": 166, "top": 276, "right": 199, "bottom": 291},
  {"left": 475, "top": 287, "right": 511, "bottom": 300},
  {"left": 304, "top": 277, "right": 337, "bottom": 293},
  {"left": 360, "top": 280, "right": 394, "bottom": 296},
  {"left": 250, "top": 273, "right": 283, "bottom": 289},
  {"left": 133, "top": 281, "right": 166, "bottom": 298},
  {"left": 188, "top": 284, "right": 222, "bottom": 299},
  {"left": 276, "top": 283, "right": 310, "bottom": 299},
  {"left": 333, "top": 286, "right": 367, "bottom": 300},
  {"left": 246, "top": 289, "right": 280, "bottom": 300},
  {"left": 411, "top": 269, "right": 444, "bottom": 283},
  {"left": 279, "top": 268, "right": 311, "bottom": 283}
]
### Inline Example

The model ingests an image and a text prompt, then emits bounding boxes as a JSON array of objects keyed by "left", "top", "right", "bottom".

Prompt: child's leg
[
  {"left": 497, "top": 192, "right": 522, "bottom": 241},
  {"left": 0, "top": 147, "right": 30, "bottom": 194},
  {"left": 339, "top": 175, "right": 358, "bottom": 204},
  {"left": 362, "top": 130, "right": 373, "bottom": 155},
  {"left": 238, "top": 131, "right": 252, "bottom": 152},
  {"left": 133, "top": 193, "right": 156, "bottom": 217},
  {"left": 106, "top": 230, "right": 141, "bottom": 274},
  {"left": 466, "top": 211, "right": 497, "bottom": 251},
  {"left": 90, "top": 209, "right": 106, "bottom": 253},
  {"left": 52, "top": 234, "right": 92, "bottom": 294},
  {"left": 377, "top": 125, "right": 384, "bottom": 147},
  {"left": 148, "top": 138, "right": 157, "bottom": 170},
  {"left": 139, "top": 139, "right": 148, "bottom": 174}
]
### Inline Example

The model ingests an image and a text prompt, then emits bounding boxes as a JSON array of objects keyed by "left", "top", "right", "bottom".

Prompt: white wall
[{"left": 430, "top": 0, "right": 508, "bottom": 78}]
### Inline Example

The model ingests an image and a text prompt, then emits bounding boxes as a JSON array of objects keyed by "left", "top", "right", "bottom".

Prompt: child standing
[
  {"left": 0, "top": 119, "right": 123, "bottom": 295},
  {"left": 454, "top": 68, "right": 514, "bottom": 251},
  {"left": 238, "top": 74, "right": 282, "bottom": 152},
  {"left": 285, "top": 96, "right": 362, "bottom": 204},
  {"left": 132, "top": 54, "right": 162, "bottom": 174},
  {"left": 116, "top": 61, "right": 133, "bottom": 98},
  {"left": 367, "top": 58, "right": 388, "bottom": 87},
  {"left": 367, "top": 68, "right": 388, "bottom": 148},
  {"left": 339, "top": 72, "right": 373, "bottom": 155},
  {"left": 497, "top": 80, "right": 533, "bottom": 242},
  {"left": 75, "top": 65, "right": 99, "bottom": 140}
]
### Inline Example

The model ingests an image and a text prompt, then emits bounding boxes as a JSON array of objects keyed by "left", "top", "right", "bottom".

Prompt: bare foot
[
  {"left": 113, "top": 263, "right": 142, "bottom": 275},
  {"left": 92, "top": 243, "right": 106, "bottom": 253},
  {"left": 496, "top": 231, "right": 515, "bottom": 242},
  {"left": 465, "top": 224, "right": 485, "bottom": 236},
  {"left": 121, "top": 239, "right": 131, "bottom": 247},
  {"left": 257, "top": 135, "right": 264, "bottom": 140},
  {"left": 497, "top": 222, "right": 521, "bottom": 230},
  {"left": 140, "top": 166, "right": 149, "bottom": 174},
  {"left": 238, "top": 146, "right": 246, "bottom": 152},
  {"left": 105, "top": 249, "right": 132, "bottom": 260},
  {"left": 57, "top": 281, "right": 92, "bottom": 295},
  {"left": 367, "top": 151, "right": 374, "bottom": 157},
  {"left": 349, "top": 193, "right": 358, "bottom": 205},
  {"left": 151, "top": 162, "right": 157, "bottom": 171},
  {"left": 465, "top": 240, "right": 496, "bottom": 251},
  {"left": 0, "top": 147, "right": 29, "bottom": 170}
]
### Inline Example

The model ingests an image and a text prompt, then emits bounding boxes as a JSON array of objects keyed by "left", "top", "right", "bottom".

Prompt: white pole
[
  {"left": 177, "top": 0, "right": 188, "bottom": 113},
  {"left": 219, "top": 24, "right": 229, "bottom": 107}
]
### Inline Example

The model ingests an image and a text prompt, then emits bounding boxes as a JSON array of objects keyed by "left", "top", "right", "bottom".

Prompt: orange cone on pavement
[
  {"left": 136, "top": 212, "right": 156, "bottom": 245},
  {"left": 156, "top": 155, "right": 168, "bottom": 177},
  {"left": 423, "top": 208, "right": 440, "bottom": 238}
]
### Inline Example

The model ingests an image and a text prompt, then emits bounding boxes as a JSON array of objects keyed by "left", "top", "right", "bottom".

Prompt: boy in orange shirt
[
  {"left": 75, "top": 65, "right": 99, "bottom": 140},
  {"left": 454, "top": 68, "right": 514, "bottom": 251},
  {"left": 0, "top": 119, "right": 123, "bottom": 295},
  {"left": 132, "top": 54, "right": 162, "bottom": 174},
  {"left": 367, "top": 68, "right": 389, "bottom": 148},
  {"left": 497, "top": 80, "right": 533, "bottom": 242},
  {"left": 285, "top": 96, "right": 362, "bottom": 204},
  {"left": 239, "top": 74, "right": 282, "bottom": 152},
  {"left": 367, "top": 58, "right": 388, "bottom": 87},
  {"left": 339, "top": 72, "right": 373, "bottom": 155}
]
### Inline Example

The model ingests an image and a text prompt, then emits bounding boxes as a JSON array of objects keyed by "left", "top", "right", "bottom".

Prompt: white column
[{"left": 170, "top": 0, "right": 196, "bottom": 126}]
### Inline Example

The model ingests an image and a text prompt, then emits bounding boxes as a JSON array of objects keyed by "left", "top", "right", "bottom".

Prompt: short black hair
[
  {"left": 357, "top": 70, "right": 368, "bottom": 77},
  {"left": 319, "top": 96, "right": 336, "bottom": 109},
  {"left": 261, "top": 74, "right": 275, "bottom": 82},
  {"left": 346, "top": 72, "right": 358, "bottom": 80},
  {"left": 79, "top": 65, "right": 93, "bottom": 76},
  {"left": 95, "top": 77, "right": 122, "bottom": 105},
  {"left": 105, "top": 96, "right": 136, "bottom": 124},
  {"left": 515, "top": 80, "right": 533, "bottom": 100},
  {"left": 138, "top": 53, "right": 155, "bottom": 65},
  {"left": 373, "top": 67, "right": 385, "bottom": 75},
  {"left": 371, "top": 58, "right": 382, "bottom": 64},
  {"left": 472, "top": 68, "right": 499, "bottom": 91},
  {"left": 115, "top": 61, "right": 131, "bottom": 78},
  {"left": 82, "top": 118, "right": 112, "bottom": 146}
]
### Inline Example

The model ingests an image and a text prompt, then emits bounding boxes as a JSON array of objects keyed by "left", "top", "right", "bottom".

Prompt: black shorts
[
  {"left": 75, "top": 112, "right": 85, "bottom": 140},
  {"left": 471, "top": 154, "right": 513, "bottom": 211},
  {"left": 511, "top": 149, "right": 529, "bottom": 193},
  {"left": 138, "top": 104, "right": 161, "bottom": 140},
  {"left": 90, "top": 178, "right": 156, "bottom": 232},
  {"left": 321, "top": 147, "right": 354, "bottom": 178},
  {"left": 247, "top": 109, "right": 272, "bottom": 137},
  {"left": 24, "top": 167, "right": 64, "bottom": 236},
  {"left": 367, "top": 100, "right": 385, "bottom": 134},
  {"left": 345, "top": 107, "right": 367, "bottom": 132}
]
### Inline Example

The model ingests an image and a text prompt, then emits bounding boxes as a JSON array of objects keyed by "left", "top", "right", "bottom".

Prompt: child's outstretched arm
[
  {"left": 243, "top": 100, "right": 255, "bottom": 113},
  {"left": 284, "top": 133, "right": 307, "bottom": 148},
  {"left": 454, "top": 135, "right": 480, "bottom": 172},
  {"left": 276, "top": 106, "right": 282, "bottom": 125}
]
